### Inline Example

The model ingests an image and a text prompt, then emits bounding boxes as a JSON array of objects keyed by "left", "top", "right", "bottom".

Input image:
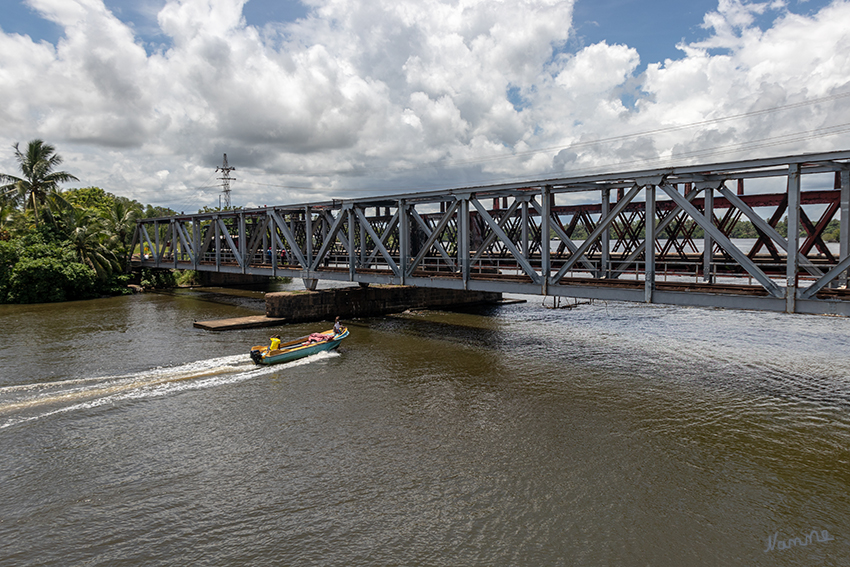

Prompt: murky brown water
[{"left": 1, "top": 285, "right": 849, "bottom": 565}]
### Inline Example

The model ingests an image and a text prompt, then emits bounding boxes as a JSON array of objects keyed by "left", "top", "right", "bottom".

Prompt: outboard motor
[{"left": 250, "top": 349, "right": 264, "bottom": 365}]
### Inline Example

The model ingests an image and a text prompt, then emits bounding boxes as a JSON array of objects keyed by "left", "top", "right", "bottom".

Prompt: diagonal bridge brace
[
  {"left": 211, "top": 218, "right": 243, "bottom": 269},
  {"left": 269, "top": 209, "right": 308, "bottom": 268},
  {"left": 610, "top": 188, "right": 702, "bottom": 279},
  {"left": 363, "top": 209, "right": 400, "bottom": 268},
  {"left": 717, "top": 185, "right": 823, "bottom": 279},
  {"left": 471, "top": 197, "right": 541, "bottom": 283},
  {"left": 529, "top": 196, "right": 600, "bottom": 276},
  {"left": 244, "top": 215, "right": 271, "bottom": 265},
  {"left": 173, "top": 220, "right": 196, "bottom": 264},
  {"left": 799, "top": 253, "right": 850, "bottom": 299},
  {"left": 407, "top": 199, "right": 461, "bottom": 277},
  {"left": 470, "top": 197, "right": 522, "bottom": 265},
  {"left": 410, "top": 208, "right": 457, "bottom": 271},
  {"left": 658, "top": 183, "right": 784, "bottom": 298},
  {"left": 140, "top": 224, "right": 158, "bottom": 263},
  {"left": 310, "top": 207, "right": 349, "bottom": 271},
  {"left": 354, "top": 207, "right": 400, "bottom": 276},
  {"left": 549, "top": 183, "right": 643, "bottom": 285}
]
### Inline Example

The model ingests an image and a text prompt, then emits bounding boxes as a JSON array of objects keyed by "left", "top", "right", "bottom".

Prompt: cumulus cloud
[
  {"left": 0, "top": 0, "right": 849, "bottom": 211},
  {"left": 635, "top": 0, "right": 850, "bottom": 165}
]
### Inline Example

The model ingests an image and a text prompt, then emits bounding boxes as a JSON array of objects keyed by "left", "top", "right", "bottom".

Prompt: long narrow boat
[{"left": 250, "top": 327, "right": 349, "bottom": 365}]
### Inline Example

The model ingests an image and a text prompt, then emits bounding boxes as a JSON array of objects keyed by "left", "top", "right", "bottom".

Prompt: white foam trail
[
  {"left": 0, "top": 375, "right": 128, "bottom": 393},
  {"left": 0, "top": 350, "right": 340, "bottom": 429}
]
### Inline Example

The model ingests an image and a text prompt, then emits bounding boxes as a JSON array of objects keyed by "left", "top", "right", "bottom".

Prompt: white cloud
[
  {"left": 0, "top": 0, "right": 849, "bottom": 211},
  {"left": 635, "top": 0, "right": 850, "bottom": 166}
]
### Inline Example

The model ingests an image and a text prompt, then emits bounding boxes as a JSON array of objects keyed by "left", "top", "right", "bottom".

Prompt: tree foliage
[
  {"left": 0, "top": 236, "right": 97, "bottom": 303},
  {"left": 0, "top": 140, "right": 178, "bottom": 304},
  {"left": 54, "top": 206, "right": 122, "bottom": 280},
  {"left": 139, "top": 268, "right": 177, "bottom": 289},
  {"left": 64, "top": 186, "right": 115, "bottom": 217},
  {"left": 0, "top": 139, "right": 79, "bottom": 228}
]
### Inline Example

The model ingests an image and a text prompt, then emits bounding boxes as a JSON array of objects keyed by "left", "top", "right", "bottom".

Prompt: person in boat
[
  {"left": 333, "top": 316, "right": 342, "bottom": 335},
  {"left": 269, "top": 334, "right": 281, "bottom": 351},
  {"left": 306, "top": 332, "right": 329, "bottom": 344}
]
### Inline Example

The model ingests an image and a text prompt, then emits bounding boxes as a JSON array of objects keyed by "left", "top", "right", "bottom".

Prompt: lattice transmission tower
[{"left": 216, "top": 154, "right": 236, "bottom": 209}]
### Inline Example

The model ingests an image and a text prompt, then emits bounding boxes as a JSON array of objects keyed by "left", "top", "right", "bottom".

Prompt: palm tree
[
  {"left": 0, "top": 139, "right": 79, "bottom": 229},
  {"left": 55, "top": 206, "right": 120, "bottom": 280},
  {"left": 102, "top": 197, "right": 142, "bottom": 265}
]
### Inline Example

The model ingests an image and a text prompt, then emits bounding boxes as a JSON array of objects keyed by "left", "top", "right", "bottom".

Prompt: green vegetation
[
  {"left": 139, "top": 267, "right": 178, "bottom": 289},
  {"left": 0, "top": 139, "right": 176, "bottom": 304},
  {"left": 1, "top": 139, "right": 78, "bottom": 229},
  {"left": 175, "top": 270, "right": 201, "bottom": 287}
]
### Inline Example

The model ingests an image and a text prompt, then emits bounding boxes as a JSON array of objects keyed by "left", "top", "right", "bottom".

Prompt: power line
[
  {"left": 418, "top": 121, "right": 850, "bottom": 190},
  {"left": 233, "top": 120, "right": 850, "bottom": 196},
  {"left": 170, "top": 89, "right": 850, "bottom": 201},
  {"left": 264, "top": 89, "right": 850, "bottom": 180}
]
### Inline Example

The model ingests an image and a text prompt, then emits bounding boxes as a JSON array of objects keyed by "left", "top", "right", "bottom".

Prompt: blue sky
[
  {"left": 572, "top": 0, "right": 833, "bottom": 66},
  {"left": 0, "top": 0, "right": 848, "bottom": 210},
  {"left": 4, "top": 0, "right": 310, "bottom": 49},
  {"left": 572, "top": 0, "right": 721, "bottom": 65}
]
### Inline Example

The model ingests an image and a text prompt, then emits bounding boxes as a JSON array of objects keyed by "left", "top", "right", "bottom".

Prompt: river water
[{"left": 1, "top": 284, "right": 849, "bottom": 566}]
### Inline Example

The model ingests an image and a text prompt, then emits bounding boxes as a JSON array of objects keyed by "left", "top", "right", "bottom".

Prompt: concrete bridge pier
[{"left": 265, "top": 285, "right": 502, "bottom": 323}]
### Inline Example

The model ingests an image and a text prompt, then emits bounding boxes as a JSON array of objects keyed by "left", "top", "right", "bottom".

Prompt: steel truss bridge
[{"left": 133, "top": 150, "right": 850, "bottom": 316}]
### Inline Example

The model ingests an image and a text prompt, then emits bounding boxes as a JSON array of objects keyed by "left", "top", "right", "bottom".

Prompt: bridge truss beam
[{"left": 132, "top": 150, "right": 850, "bottom": 316}]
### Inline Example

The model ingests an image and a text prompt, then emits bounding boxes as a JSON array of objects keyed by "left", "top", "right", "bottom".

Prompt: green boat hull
[{"left": 251, "top": 328, "right": 349, "bottom": 365}]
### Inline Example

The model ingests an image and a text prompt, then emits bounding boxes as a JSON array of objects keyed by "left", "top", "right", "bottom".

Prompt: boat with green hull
[{"left": 250, "top": 328, "right": 349, "bottom": 365}]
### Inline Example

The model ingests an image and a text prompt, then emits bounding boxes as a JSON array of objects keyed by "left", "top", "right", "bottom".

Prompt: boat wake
[{"left": 0, "top": 350, "right": 340, "bottom": 430}]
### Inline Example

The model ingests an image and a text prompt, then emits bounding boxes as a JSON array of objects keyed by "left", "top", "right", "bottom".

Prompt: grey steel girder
[
  {"left": 471, "top": 197, "right": 541, "bottom": 284},
  {"left": 610, "top": 187, "right": 701, "bottom": 279},
  {"left": 528, "top": 196, "right": 597, "bottom": 274},
  {"left": 549, "top": 183, "right": 642, "bottom": 284},
  {"left": 717, "top": 185, "right": 823, "bottom": 278},
  {"left": 407, "top": 199, "right": 460, "bottom": 276},
  {"left": 354, "top": 207, "right": 400, "bottom": 276},
  {"left": 410, "top": 208, "right": 457, "bottom": 271},
  {"left": 658, "top": 182, "right": 784, "bottom": 298}
]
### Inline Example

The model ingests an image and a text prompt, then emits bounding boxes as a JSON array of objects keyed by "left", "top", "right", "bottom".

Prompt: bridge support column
[
  {"left": 305, "top": 206, "right": 313, "bottom": 269},
  {"left": 541, "top": 186, "right": 551, "bottom": 295},
  {"left": 786, "top": 164, "right": 801, "bottom": 313},
  {"left": 303, "top": 278, "right": 318, "bottom": 291},
  {"left": 601, "top": 188, "right": 610, "bottom": 278},
  {"left": 239, "top": 212, "right": 246, "bottom": 274},
  {"left": 703, "top": 187, "right": 714, "bottom": 283},
  {"left": 521, "top": 197, "right": 530, "bottom": 259},
  {"left": 460, "top": 196, "right": 470, "bottom": 290},
  {"left": 191, "top": 218, "right": 199, "bottom": 270},
  {"left": 214, "top": 216, "right": 221, "bottom": 270},
  {"left": 645, "top": 185, "right": 656, "bottom": 303},
  {"left": 399, "top": 199, "right": 409, "bottom": 285},
  {"left": 360, "top": 211, "right": 366, "bottom": 267},
  {"left": 841, "top": 170, "right": 850, "bottom": 287},
  {"left": 348, "top": 207, "right": 356, "bottom": 281},
  {"left": 171, "top": 219, "right": 178, "bottom": 269},
  {"left": 155, "top": 221, "right": 161, "bottom": 268}
]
